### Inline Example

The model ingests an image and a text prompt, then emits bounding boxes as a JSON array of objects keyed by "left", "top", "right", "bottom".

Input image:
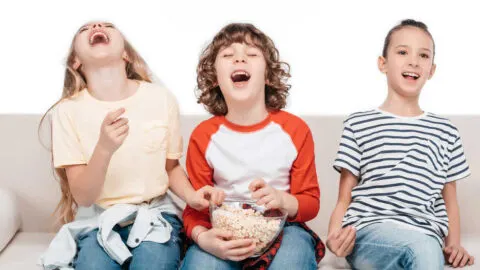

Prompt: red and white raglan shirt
[{"left": 182, "top": 110, "right": 320, "bottom": 238}]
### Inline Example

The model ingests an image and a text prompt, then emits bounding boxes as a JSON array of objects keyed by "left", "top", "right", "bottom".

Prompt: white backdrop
[{"left": 1, "top": 0, "right": 479, "bottom": 115}]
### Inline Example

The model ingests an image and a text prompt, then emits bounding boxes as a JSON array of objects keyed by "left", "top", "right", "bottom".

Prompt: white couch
[{"left": 0, "top": 114, "right": 478, "bottom": 269}]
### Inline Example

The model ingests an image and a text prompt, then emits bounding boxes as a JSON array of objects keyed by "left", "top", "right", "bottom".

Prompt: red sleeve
[
  {"left": 273, "top": 112, "right": 320, "bottom": 222},
  {"left": 182, "top": 119, "right": 219, "bottom": 238}
]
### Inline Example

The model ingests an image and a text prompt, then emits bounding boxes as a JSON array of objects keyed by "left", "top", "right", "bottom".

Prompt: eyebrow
[{"left": 395, "top": 45, "right": 432, "bottom": 52}]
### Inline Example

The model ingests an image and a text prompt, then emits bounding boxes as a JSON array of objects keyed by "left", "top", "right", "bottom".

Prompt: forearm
[
  {"left": 445, "top": 199, "right": 461, "bottom": 246},
  {"left": 191, "top": 225, "right": 209, "bottom": 244},
  {"left": 69, "top": 144, "right": 112, "bottom": 206},
  {"left": 281, "top": 192, "right": 299, "bottom": 218},
  {"left": 329, "top": 201, "right": 349, "bottom": 235},
  {"left": 167, "top": 162, "right": 195, "bottom": 202}
]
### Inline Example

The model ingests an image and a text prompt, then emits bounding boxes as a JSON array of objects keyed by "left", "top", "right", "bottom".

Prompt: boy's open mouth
[
  {"left": 231, "top": 70, "right": 251, "bottom": 83},
  {"left": 89, "top": 30, "right": 110, "bottom": 46},
  {"left": 402, "top": 72, "right": 420, "bottom": 80}
]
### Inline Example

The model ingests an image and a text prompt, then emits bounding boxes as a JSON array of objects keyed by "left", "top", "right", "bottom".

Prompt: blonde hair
[{"left": 39, "top": 22, "right": 152, "bottom": 224}]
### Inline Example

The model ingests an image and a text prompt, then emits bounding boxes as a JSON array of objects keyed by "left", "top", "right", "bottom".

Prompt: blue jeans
[
  {"left": 180, "top": 223, "right": 317, "bottom": 270},
  {"left": 74, "top": 213, "right": 183, "bottom": 270},
  {"left": 346, "top": 222, "right": 444, "bottom": 270}
]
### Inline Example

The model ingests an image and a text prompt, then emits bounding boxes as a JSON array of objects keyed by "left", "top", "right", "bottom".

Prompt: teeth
[
  {"left": 232, "top": 71, "right": 249, "bottom": 77},
  {"left": 402, "top": 72, "right": 419, "bottom": 78}
]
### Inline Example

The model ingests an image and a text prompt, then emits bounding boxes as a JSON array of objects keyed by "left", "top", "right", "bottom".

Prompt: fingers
[
  {"left": 265, "top": 198, "right": 281, "bottom": 209},
  {"left": 200, "top": 186, "right": 225, "bottom": 205},
  {"left": 252, "top": 186, "right": 272, "bottom": 201},
  {"left": 114, "top": 124, "right": 129, "bottom": 137},
  {"left": 344, "top": 235, "right": 356, "bottom": 256},
  {"left": 338, "top": 227, "right": 356, "bottom": 254},
  {"left": 452, "top": 250, "right": 464, "bottom": 267},
  {"left": 459, "top": 253, "right": 471, "bottom": 267},
  {"left": 211, "top": 228, "right": 233, "bottom": 239},
  {"left": 249, "top": 179, "right": 266, "bottom": 192},
  {"left": 468, "top": 256, "right": 475, "bottom": 265},
  {"left": 255, "top": 191, "right": 273, "bottom": 205},
  {"left": 226, "top": 241, "right": 256, "bottom": 261},
  {"left": 327, "top": 227, "right": 355, "bottom": 257},
  {"left": 104, "top": 108, "right": 125, "bottom": 124},
  {"left": 224, "top": 238, "right": 255, "bottom": 250},
  {"left": 449, "top": 248, "right": 459, "bottom": 264},
  {"left": 111, "top": 117, "right": 129, "bottom": 129}
]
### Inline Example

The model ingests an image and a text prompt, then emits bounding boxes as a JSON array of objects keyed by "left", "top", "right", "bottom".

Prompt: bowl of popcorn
[{"left": 210, "top": 199, "right": 288, "bottom": 257}]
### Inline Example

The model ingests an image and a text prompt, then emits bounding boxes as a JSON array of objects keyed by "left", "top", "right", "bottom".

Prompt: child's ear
[
  {"left": 122, "top": 51, "right": 130, "bottom": 62},
  {"left": 73, "top": 57, "right": 81, "bottom": 70},
  {"left": 428, "top": 63, "right": 437, "bottom": 80},
  {"left": 378, "top": 56, "right": 387, "bottom": 74}
]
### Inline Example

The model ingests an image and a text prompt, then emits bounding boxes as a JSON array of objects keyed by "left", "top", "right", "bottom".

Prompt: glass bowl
[{"left": 209, "top": 199, "right": 287, "bottom": 257}]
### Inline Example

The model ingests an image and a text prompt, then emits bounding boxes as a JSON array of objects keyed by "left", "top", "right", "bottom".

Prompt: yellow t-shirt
[{"left": 51, "top": 81, "right": 183, "bottom": 208}]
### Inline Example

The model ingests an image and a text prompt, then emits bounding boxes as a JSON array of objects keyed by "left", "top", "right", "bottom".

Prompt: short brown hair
[
  {"left": 383, "top": 19, "right": 435, "bottom": 61},
  {"left": 196, "top": 23, "right": 291, "bottom": 115}
]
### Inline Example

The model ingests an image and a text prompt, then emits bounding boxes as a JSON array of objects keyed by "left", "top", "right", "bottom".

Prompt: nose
[
  {"left": 408, "top": 55, "right": 419, "bottom": 67},
  {"left": 233, "top": 53, "right": 246, "bottom": 64},
  {"left": 92, "top": 23, "right": 102, "bottom": 29}
]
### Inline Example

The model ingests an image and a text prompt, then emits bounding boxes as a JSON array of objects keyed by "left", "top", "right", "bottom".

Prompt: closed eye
[
  {"left": 397, "top": 50, "right": 407, "bottom": 55},
  {"left": 78, "top": 27, "right": 89, "bottom": 33}
]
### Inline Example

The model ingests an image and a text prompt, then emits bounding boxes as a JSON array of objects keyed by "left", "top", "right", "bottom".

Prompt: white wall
[{"left": 1, "top": 0, "right": 479, "bottom": 115}]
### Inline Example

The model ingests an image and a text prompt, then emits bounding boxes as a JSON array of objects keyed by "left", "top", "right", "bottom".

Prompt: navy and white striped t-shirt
[{"left": 333, "top": 108, "right": 470, "bottom": 245}]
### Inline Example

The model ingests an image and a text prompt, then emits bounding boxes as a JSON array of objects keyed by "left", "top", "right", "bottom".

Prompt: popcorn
[{"left": 211, "top": 203, "right": 283, "bottom": 254}]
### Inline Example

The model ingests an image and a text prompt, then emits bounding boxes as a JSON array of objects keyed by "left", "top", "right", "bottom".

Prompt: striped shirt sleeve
[
  {"left": 446, "top": 135, "right": 471, "bottom": 182},
  {"left": 333, "top": 120, "right": 362, "bottom": 177}
]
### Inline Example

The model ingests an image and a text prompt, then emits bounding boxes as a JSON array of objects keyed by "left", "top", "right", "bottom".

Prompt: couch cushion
[
  {"left": 0, "top": 189, "right": 20, "bottom": 252},
  {"left": 0, "top": 232, "right": 55, "bottom": 269},
  {"left": 0, "top": 232, "right": 478, "bottom": 269}
]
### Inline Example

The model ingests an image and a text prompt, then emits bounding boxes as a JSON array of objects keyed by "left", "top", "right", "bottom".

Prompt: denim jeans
[
  {"left": 346, "top": 222, "right": 444, "bottom": 270},
  {"left": 74, "top": 213, "right": 183, "bottom": 270},
  {"left": 180, "top": 222, "right": 317, "bottom": 270}
]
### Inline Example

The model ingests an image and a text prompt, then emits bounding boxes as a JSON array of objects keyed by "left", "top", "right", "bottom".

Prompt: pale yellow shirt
[{"left": 51, "top": 81, "right": 183, "bottom": 208}]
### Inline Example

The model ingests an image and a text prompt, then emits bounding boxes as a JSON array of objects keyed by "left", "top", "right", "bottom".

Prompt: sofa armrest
[{"left": 0, "top": 188, "right": 21, "bottom": 252}]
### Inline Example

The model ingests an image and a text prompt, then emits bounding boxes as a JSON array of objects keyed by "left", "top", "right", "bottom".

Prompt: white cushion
[{"left": 0, "top": 188, "right": 21, "bottom": 252}]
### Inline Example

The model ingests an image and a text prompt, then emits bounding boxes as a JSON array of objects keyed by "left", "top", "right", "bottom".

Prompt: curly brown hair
[{"left": 196, "top": 23, "right": 291, "bottom": 115}]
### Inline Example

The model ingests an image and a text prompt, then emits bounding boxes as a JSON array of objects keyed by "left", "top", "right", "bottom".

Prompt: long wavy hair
[{"left": 39, "top": 22, "right": 152, "bottom": 224}]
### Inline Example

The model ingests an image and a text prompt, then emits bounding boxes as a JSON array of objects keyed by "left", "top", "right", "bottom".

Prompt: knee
[
  {"left": 75, "top": 230, "right": 120, "bottom": 270},
  {"left": 404, "top": 239, "right": 444, "bottom": 269},
  {"left": 270, "top": 225, "right": 317, "bottom": 269}
]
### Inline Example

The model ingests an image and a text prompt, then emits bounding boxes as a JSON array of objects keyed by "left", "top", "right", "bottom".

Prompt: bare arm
[
  {"left": 328, "top": 169, "right": 357, "bottom": 234},
  {"left": 65, "top": 146, "right": 112, "bottom": 206},
  {"left": 166, "top": 159, "right": 195, "bottom": 202},
  {"left": 327, "top": 168, "right": 358, "bottom": 257},
  {"left": 167, "top": 159, "right": 224, "bottom": 211},
  {"left": 443, "top": 181, "right": 461, "bottom": 246},
  {"left": 65, "top": 108, "right": 128, "bottom": 207},
  {"left": 442, "top": 181, "right": 475, "bottom": 267}
]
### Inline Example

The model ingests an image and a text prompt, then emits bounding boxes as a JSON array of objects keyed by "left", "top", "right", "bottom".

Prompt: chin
[{"left": 396, "top": 87, "right": 422, "bottom": 98}]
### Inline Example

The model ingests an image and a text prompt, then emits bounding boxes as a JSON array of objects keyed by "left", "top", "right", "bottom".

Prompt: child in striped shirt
[{"left": 327, "top": 19, "right": 474, "bottom": 269}]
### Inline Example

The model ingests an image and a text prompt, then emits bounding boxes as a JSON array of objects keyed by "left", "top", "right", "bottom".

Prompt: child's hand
[
  {"left": 444, "top": 244, "right": 475, "bottom": 267},
  {"left": 98, "top": 108, "right": 129, "bottom": 154},
  {"left": 326, "top": 226, "right": 356, "bottom": 257},
  {"left": 249, "top": 179, "right": 285, "bottom": 210},
  {"left": 187, "top": 186, "right": 225, "bottom": 211},
  {"left": 197, "top": 228, "right": 256, "bottom": 261}
]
